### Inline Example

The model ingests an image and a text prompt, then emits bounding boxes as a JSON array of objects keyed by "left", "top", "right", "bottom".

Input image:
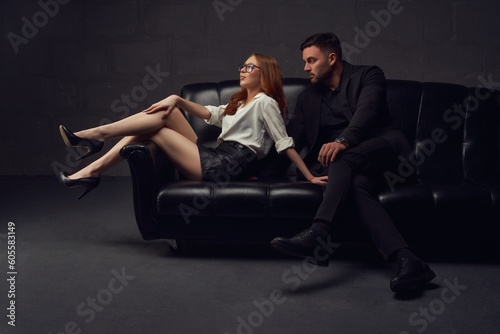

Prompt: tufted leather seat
[{"left": 120, "top": 78, "right": 500, "bottom": 245}]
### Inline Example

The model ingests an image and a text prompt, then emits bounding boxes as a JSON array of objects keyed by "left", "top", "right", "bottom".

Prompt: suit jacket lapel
[
  {"left": 340, "top": 61, "right": 354, "bottom": 120},
  {"left": 308, "top": 86, "right": 322, "bottom": 149},
  {"left": 310, "top": 87, "right": 322, "bottom": 127}
]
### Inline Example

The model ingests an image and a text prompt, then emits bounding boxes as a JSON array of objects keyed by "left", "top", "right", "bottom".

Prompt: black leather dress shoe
[
  {"left": 390, "top": 258, "right": 436, "bottom": 293},
  {"left": 270, "top": 229, "right": 334, "bottom": 267}
]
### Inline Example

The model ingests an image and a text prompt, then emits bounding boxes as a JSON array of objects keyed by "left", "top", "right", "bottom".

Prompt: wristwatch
[{"left": 334, "top": 137, "right": 350, "bottom": 149}]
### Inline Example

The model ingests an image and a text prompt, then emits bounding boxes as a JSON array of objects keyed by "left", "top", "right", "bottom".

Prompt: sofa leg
[
  {"left": 166, "top": 239, "right": 178, "bottom": 250},
  {"left": 166, "top": 239, "right": 185, "bottom": 253}
]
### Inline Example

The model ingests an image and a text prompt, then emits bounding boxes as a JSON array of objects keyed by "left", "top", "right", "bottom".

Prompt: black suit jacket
[
  {"left": 290, "top": 61, "right": 396, "bottom": 158},
  {"left": 255, "top": 61, "right": 410, "bottom": 178}
]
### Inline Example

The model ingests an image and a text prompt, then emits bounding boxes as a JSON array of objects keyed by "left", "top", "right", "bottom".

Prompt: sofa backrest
[
  {"left": 462, "top": 86, "right": 500, "bottom": 183},
  {"left": 386, "top": 81, "right": 500, "bottom": 184},
  {"left": 180, "top": 79, "right": 500, "bottom": 184},
  {"left": 180, "top": 78, "right": 309, "bottom": 148}
]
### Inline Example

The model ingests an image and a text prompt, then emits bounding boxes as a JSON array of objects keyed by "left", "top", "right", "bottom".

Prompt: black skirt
[{"left": 198, "top": 141, "right": 257, "bottom": 183}]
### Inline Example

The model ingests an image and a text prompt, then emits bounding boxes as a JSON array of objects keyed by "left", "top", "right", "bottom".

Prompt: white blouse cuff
[
  {"left": 275, "top": 137, "right": 295, "bottom": 154},
  {"left": 204, "top": 105, "right": 222, "bottom": 125}
]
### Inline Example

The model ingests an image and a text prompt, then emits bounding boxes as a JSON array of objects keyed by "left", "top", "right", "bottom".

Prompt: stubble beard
[{"left": 310, "top": 67, "right": 334, "bottom": 86}]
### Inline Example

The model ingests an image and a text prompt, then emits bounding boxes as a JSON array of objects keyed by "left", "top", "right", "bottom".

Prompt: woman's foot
[
  {"left": 66, "top": 170, "right": 100, "bottom": 180},
  {"left": 59, "top": 125, "right": 104, "bottom": 160},
  {"left": 58, "top": 171, "right": 100, "bottom": 200},
  {"left": 73, "top": 128, "right": 105, "bottom": 142}
]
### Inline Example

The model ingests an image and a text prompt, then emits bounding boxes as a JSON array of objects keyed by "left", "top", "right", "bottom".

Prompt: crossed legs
[
  {"left": 67, "top": 109, "right": 203, "bottom": 180},
  {"left": 313, "top": 137, "right": 408, "bottom": 260}
]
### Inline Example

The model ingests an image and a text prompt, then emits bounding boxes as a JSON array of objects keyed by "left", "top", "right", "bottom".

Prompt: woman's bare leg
[
  {"left": 161, "top": 108, "right": 198, "bottom": 143},
  {"left": 68, "top": 134, "right": 149, "bottom": 179},
  {"left": 73, "top": 108, "right": 197, "bottom": 143},
  {"left": 68, "top": 109, "right": 201, "bottom": 180},
  {"left": 150, "top": 127, "right": 203, "bottom": 180},
  {"left": 71, "top": 128, "right": 202, "bottom": 180}
]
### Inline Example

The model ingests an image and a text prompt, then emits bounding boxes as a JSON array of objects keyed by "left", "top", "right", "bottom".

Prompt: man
[{"left": 270, "top": 33, "right": 435, "bottom": 293}]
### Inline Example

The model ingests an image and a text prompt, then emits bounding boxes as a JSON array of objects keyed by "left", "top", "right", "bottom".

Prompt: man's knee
[{"left": 350, "top": 174, "right": 378, "bottom": 198}]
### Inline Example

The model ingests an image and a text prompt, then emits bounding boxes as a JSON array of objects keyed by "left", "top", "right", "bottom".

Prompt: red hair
[{"left": 224, "top": 53, "right": 288, "bottom": 121}]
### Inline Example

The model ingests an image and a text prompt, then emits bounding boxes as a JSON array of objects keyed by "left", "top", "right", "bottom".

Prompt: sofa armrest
[{"left": 120, "top": 140, "right": 176, "bottom": 240}]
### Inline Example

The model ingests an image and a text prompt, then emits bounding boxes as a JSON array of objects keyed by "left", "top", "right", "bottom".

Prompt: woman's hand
[
  {"left": 284, "top": 148, "right": 329, "bottom": 187},
  {"left": 142, "top": 95, "right": 179, "bottom": 119},
  {"left": 309, "top": 175, "right": 328, "bottom": 186}
]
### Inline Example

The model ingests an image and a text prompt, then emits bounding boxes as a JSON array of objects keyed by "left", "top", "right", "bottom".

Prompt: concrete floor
[{"left": 1, "top": 176, "right": 499, "bottom": 334}]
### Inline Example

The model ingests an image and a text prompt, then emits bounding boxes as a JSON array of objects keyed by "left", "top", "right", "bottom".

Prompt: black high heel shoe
[
  {"left": 59, "top": 171, "right": 100, "bottom": 200},
  {"left": 59, "top": 125, "right": 104, "bottom": 161}
]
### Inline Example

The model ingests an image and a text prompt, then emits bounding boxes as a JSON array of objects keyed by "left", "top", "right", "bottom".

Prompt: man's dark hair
[{"left": 299, "top": 33, "right": 342, "bottom": 60}]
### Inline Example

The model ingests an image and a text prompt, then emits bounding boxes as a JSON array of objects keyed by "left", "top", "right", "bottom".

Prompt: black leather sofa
[{"left": 120, "top": 78, "right": 500, "bottom": 248}]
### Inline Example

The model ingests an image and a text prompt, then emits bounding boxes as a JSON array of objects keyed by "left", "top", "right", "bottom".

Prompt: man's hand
[{"left": 318, "top": 141, "right": 347, "bottom": 166}]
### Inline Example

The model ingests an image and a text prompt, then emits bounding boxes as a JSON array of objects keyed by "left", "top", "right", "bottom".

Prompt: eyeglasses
[{"left": 238, "top": 64, "right": 260, "bottom": 73}]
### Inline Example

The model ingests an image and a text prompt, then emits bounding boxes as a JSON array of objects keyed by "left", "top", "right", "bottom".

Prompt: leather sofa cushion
[{"left": 157, "top": 179, "right": 325, "bottom": 219}]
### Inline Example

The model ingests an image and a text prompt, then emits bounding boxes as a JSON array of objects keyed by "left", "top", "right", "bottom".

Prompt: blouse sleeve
[
  {"left": 261, "top": 99, "right": 295, "bottom": 154},
  {"left": 204, "top": 105, "right": 226, "bottom": 127}
]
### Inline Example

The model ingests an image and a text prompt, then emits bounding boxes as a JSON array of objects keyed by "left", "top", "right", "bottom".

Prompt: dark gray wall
[{"left": 1, "top": 0, "right": 499, "bottom": 176}]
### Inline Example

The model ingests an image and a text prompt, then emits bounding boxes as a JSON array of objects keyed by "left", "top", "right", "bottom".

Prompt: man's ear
[{"left": 328, "top": 52, "right": 337, "bottom": 66}]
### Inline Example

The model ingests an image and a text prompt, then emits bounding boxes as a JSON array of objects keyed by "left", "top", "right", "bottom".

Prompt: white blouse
[{"left": 205, "top": 93, "right": 295, "bottom": 160}]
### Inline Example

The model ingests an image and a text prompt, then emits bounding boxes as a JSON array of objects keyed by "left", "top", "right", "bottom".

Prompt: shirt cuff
[
  {"left": 204, "top": 105, "right": 222, "bottom": 125},
  {"left": 275, "top": 137, "right": 294, "bottom": 154}
]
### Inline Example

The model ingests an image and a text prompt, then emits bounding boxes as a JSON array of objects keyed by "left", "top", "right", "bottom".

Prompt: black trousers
[{"left": 314, "top": 136, "right": 408, "bottom": 261}]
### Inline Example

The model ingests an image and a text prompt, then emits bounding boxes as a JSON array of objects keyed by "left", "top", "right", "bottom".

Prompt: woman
[{"left": 58, "top": 53, "right": 327, "bottom": 199}]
